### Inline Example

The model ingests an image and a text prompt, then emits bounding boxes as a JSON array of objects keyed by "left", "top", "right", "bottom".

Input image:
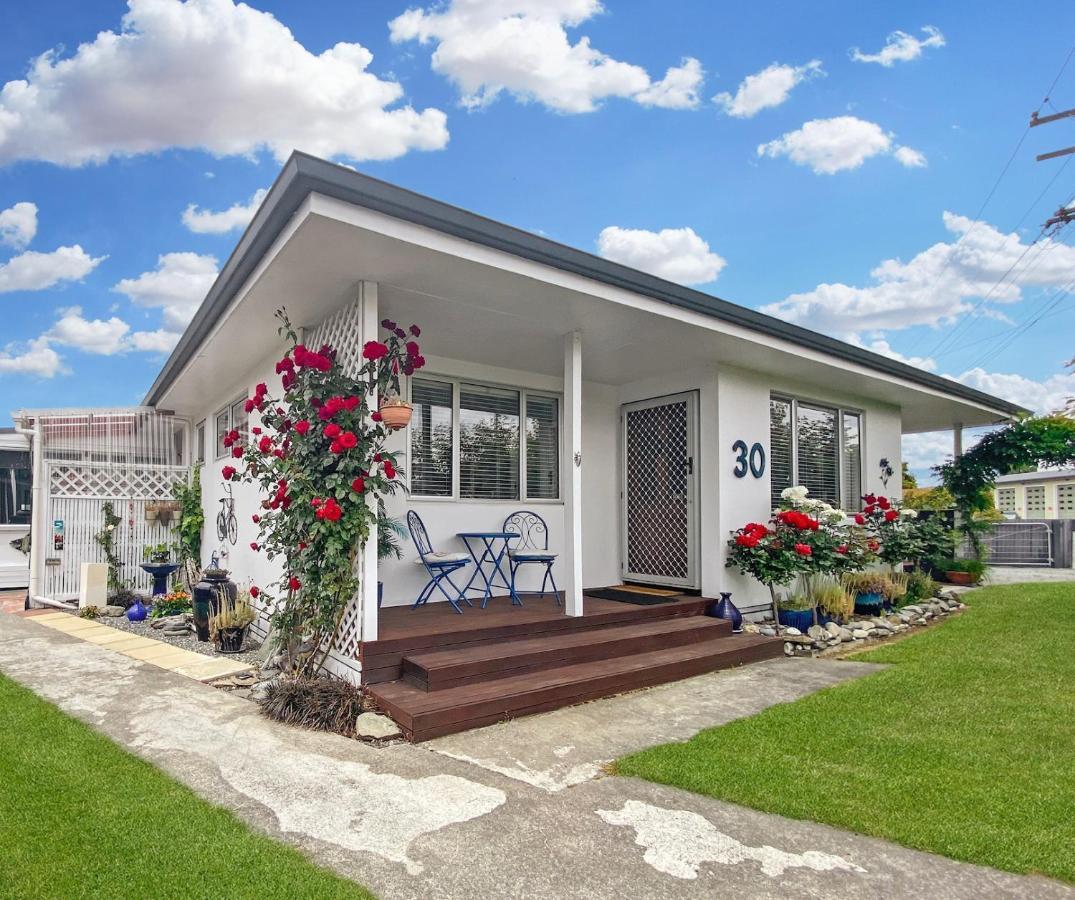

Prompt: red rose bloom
[
  {"left": 244, "top": 398, "right": 256, "bottom": 414},
  {"left": 854, "top": 514, "right": 865, "bottom": 525},
  {"left": 254, "top": 382, "right": 267, "bottom": 396},
  {"left": 868, "top": 540, "right": 880, "bottom": 552},
  {"left": 221, "top": 465, "right": 236, "bottom": 479},
  {"left": 735, "top": 534, "right": 760, "bottom": 548},
  {"left": 371, "top": 411, "right": 382, "bottom": 422},
  {"left": 323, "top": 423, "right": 342, "bottom": 439},
  {"left": 351, "top": 476, "right": 365, "bottom": 493},
  {"left": 794, "top": 543, "right": 812, "bottom": 556},
  {"left": 231, "top": 445, "right": 244, "bottom": 458},
  {"left": 837, "top": 544, "right": 849, "bottom": 554},
  {"left": 252, "top": 514, "right": 260, "bottom": 523},
  {"left": 330, "top": 440, "right": 343, "bottom": 454},
  {"left": 383, "top": 459, "right": 396, "bottom": 479},
  {"left": 251, "top": 426, "right": 261, "bottom": 435},
  {"left": 249, "top": 586, "right": 260, "bottom": 598},
  {"left": 294, "top": 420, "right": 310, "bottom": 435},
  {"left": 338, "top": 431, "right": 357, "bottom": 449},
  {"left": 317, "top": 406, "right": 334, "bottom": 421},
  {"left": 409, "top": 324, "right": 421, "bottom": 337},
  {"left": 315, "top": 498, "right": 343, "bottom": 521},
  {"left": 878, "top": 496, "right": 891, "bottom": 510},
  {"left": 343, "top": 396, "right": 360, "bottom": 411},
  {"left": 250, "top": 542, "right": 259, "bottom": 552},
  {"left": 362, "top": 340, "right": 389, "bottom": 360},
  {"left": 884, "top": 509, "right": 899, "bottom": 522},
  {"left": 258, "top": 435, "right": 273, "bottom": 453},
  {"left": 288, "top": 576, "right": 302, "bottom": 591},
  {"left": 406, "top": 341, "right": 420, "bottom": 356}
]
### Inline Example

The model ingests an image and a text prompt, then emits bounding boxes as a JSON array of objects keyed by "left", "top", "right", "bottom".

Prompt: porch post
[
  {"left": 564, "top": 331, "right": 584, "bottom": 616},
  {"left": 359, "top": 281, "right": 379, "bottom": 642}
]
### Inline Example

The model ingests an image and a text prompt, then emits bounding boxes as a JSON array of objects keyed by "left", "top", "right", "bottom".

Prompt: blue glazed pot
[
  {"left": 777, "top": 607, "right": 817, "bottom": 631},
  {"left": 708, "top": 592, "right": 743, "bottom": 632},
  {"left": 854, "top": 591, "right": 885, "bottom": 615},
  {"left": 126, "top": 598, "right": 148, "bottom": 622}
]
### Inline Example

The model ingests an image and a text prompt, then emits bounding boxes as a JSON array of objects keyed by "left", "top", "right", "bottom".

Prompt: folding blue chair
[
  {"left": 503, "top": 510, "right": 560, "bottom": 605},
  {"left": 407, "top": 510, "right": 472, "bottom": 615}
]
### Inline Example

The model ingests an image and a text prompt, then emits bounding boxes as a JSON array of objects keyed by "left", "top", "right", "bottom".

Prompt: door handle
[{"left": 686, "top": 456, "right": 693, "bottom": 475}]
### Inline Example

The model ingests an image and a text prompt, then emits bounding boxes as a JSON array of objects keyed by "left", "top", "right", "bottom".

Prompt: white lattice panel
[
  {"left": 307, "top": 299, "right": 365, "bottom": 379},
  {"left": 49, "top": 463, "right": 187, "bottom": 500}
]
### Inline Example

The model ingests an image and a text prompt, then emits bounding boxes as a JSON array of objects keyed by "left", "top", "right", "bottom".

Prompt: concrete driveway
[{"left": 1, "top": 612, "right": 1070, "bottom": 900}]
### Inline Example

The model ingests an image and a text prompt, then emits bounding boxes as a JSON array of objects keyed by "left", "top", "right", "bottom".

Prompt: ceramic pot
[
  {"left": 126, "top": 599, "right": 148, "bottom": 622},
  {"left": 708, "top": 591, "right": 743, "bottom": 632},
  {"left": 378, "top": 401, "right": 413, "bottom": 430},
  {"left": 216, "top": 626, "right": 246, "bottom": 654}
]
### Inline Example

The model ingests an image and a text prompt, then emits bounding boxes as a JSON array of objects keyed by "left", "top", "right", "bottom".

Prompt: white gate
[{"left": 981, "top": 521, "right": 1053, "bottom": 567}]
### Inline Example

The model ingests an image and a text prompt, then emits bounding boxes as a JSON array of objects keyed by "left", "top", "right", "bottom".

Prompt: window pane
[
  {"left": 997, "top": 487, "right": 1016, "bottom": 514},
  {"left": 460, "top": 383, "right": 519, "bottom": 500},
  {"left": 1058, "top": 484, "right": 1075, "bottom": 518},
  {"left": 769, "top": 398, "right": 793, "bottom": 509},
  {"left": 526, "top": 395, "right": 559, "bottom": 499},
  {"left": 196, "top": 421, "right": 206, "bottom": 464},
  {"left": 1026, "top": 485, "right": 1046, "bottom": 517},
  {"left": 229, "top": 399, "right": 249, "bottom": 446},
  {"left": 796, "top": 404, "right": 839, "bottom": 505},
  {"left": 410, "top": 378, "right": 453, "bottom": 496},
  {"left": 215, "top": 409, "right": 229, "bottom": 459},
  {"left": 841, "top": 412, "right": 862, "bottom": 512}
]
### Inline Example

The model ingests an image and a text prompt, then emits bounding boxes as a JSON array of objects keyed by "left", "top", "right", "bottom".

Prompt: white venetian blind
[
  {"left": 460, "top": 383, "right": 520, "bottom": 500},
  {"left": 796, "top": 403, "right": 839, "bottom": 505},
  {"left": 770, "top": 397, "right": 793, "bottom": 508},
  {"left": 410, "top": 378, "right": 454, "bottom": 497},
  {"left": 1026, "top": 485, "right": 1046, "bottom": 517},
  {"left": 841, "top": 412, "right": 862, "bottom": 512},
  {"left": 525, "top": 394, "right": 559, "bottom": 499}
]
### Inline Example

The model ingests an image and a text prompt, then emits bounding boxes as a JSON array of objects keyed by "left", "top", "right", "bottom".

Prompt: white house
[
  {"left": 994, "top": 469, "right": 1075, "bottom": 519},
  {"left": 138, "top": 152, "right": 1024, "bottom": 663}
]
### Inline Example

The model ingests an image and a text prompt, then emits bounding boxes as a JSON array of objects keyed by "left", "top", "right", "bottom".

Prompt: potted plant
[
  {"left": 210, "top": 588, "right": 256, "bottom": 653},
  {"left": 378, "top": 394, "right": 413, "bottom": 431},
  {"left": 776, "top": 593, "right": 816, "bottom": 631},
  {"left": 142, "top": 542, "right": 173, "bottom": 564},
  {"left": 150, "top": 588, "right": 192, "bottom": 619},
  {"left": 937, "top": 557, "right": 986, "bottom": 585},
  {"left": 842, "top": 572, "right": 889, "bottom": 614},
  {"left": 377, "top": 500, "right": 407, "bottom": 607}
]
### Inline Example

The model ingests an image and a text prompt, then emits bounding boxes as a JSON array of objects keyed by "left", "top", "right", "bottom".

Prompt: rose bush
[{"left": 223, "top": 310, "right": 424, "bottom": 674}]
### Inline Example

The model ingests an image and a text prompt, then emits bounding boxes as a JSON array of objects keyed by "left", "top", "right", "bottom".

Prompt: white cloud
[
  {"left": 852, "top": 26, "right": 946, "bottom": 67},
  {"left": 762, "top": 211, "right": 1075, "bottom": 334},
  {"left": 0, "top": 245, "right": 104, "bottom": 293},
  {"left": 893, "top": 145, "right": 927, "bottom": 168},
  {"left": 635, "top": 58, "right": 705, "bottom": 110},
  {"left": 0, "top": 0, "right": 448, "bottom": 167},
  {"left": 182, "top": 188, "right": 268, "bottom": 234},
  {"left": 128, "top": 328, "right": 181, "bottom": 353},
  {"left": 597, "top": 225, "right": 726, "bottom": 285},
  {"left": 954, "top": 368, "right": 1073, "bottom": 415},
  {"left": 757, "top": 116, "right": 924, "bottom": 174},
  {"left": 0, "top": 336, "right": 64, "bottom": 377},
  {"left": 714, "top": 60, "right": 822, "bottom": 118},
  {"left": 113, "top": 251, "right": 218, "bottom": 332},
  {"left": 902, "top": 430, "right": 958, "bottom": 474},
  {"left": 389, "top": 1, "right": 701, "bottom": 113},
  {"left": 0, "top": 201, "right": 37, "bottom": 248},
  {"left": 47, "top": 306, "right": 131, "bottom": 355}
]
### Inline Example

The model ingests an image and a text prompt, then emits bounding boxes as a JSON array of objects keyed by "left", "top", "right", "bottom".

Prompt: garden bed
[{"left": 90, "top": 610, "right": 263, "bottom": 667}]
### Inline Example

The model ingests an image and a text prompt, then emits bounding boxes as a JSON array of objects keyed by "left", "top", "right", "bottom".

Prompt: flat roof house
[
  {"left": 28, "top": 152, "right": 1030, "bottom": 736},
  {"left": 994, "top": 469, "right": 1075, "bottom": 519}
]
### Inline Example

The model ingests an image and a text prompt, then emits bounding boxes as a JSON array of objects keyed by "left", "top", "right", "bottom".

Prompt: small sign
[
  {"left": 45, "top": 557, "right": 61, "bottom": 567},
  {"left": 52, "top": 519, "right": 64, "bottom": 552}
]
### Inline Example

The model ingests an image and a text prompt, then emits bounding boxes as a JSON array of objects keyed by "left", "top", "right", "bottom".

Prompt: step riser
[
  {"left": 402, "top": 620, "right": 732, "bottom": 691},
  {"left": 376, "top": 640, "right": 784, "bottom": 741}
]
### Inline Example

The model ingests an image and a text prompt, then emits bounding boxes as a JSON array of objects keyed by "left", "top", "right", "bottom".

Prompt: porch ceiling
[{"left": 158, "top": 206, "right": 1016, "bottom": 434}]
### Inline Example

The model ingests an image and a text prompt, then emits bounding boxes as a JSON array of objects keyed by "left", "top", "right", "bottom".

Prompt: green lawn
[
  {"left": 0, "top": 673, "right": 373, "bottom": 899},
  {"left": 617, "top": 583, "right": 1075, "bottom": 882}
]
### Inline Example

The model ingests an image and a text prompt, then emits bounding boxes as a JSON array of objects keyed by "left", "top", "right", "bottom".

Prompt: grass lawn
[
  {"left": 616, "top": 583, "right": 1075, "bottom": 882},
  {"left": 0, "top": 673, "right": 373, "bottom": 899}
]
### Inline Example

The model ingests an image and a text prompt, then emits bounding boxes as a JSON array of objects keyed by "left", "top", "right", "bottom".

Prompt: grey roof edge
[
  {"left": 144, "top": 151, "right": 1030, "bottom": 420},
  {"left": 995, "top": 468, "right": 1075, "bottom": 483}
]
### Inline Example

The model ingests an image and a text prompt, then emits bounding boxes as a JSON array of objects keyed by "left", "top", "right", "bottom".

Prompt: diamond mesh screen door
[{"left": 622, "top": 392, "right": 699, "bottom": 589}]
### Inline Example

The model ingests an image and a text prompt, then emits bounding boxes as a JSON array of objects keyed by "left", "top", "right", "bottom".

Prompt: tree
[{"left": 902, "top": 462, "right": 917, "bottom": 490}]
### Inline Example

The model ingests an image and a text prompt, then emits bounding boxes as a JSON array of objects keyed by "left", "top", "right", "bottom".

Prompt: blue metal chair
[
  {"left": 503, "top": 510, "right": 560, "bottom": 605},
  {"left": 407, "top": 510, "right": 472, "bottom": 615}
]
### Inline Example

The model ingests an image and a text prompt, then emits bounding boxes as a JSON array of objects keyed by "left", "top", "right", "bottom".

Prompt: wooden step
[
  {"left": 369, "top": 633, "right": 785, "bottom": 742},
  {"left": 402, "top": 616, "right": 731, "bottom": 691}
]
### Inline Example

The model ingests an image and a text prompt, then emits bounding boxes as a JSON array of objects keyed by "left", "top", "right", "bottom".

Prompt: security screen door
[{"left": 621, "top": 392, "right": 700, "bottom": 589}]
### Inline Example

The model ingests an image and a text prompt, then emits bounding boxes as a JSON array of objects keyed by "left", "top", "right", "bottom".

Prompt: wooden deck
[{"left": 364, "top": 592, "right": 784, "bottom": 741}]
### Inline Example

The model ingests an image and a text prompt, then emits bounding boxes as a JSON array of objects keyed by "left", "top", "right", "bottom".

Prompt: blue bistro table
[{"left": 456, "top": 531, "right": 521, "bottom": 608}]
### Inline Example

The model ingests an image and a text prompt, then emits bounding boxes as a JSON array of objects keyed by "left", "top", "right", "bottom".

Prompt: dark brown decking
[{"left": 363, "top": 592, "right": 784, "bottom": 741}]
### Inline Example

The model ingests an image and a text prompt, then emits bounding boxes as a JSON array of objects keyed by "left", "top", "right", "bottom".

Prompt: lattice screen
[{"left": 50, "top": 464, "right": 183, "bottom": 500}]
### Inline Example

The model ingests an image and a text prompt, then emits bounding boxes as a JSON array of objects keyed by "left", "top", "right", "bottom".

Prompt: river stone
[
  {"left": 851, "top": 628, "right": 869, "bottom": 639},
  {"left": 807, "top": 625, "right": 826, "bottom": 641},
  {"left": 100, "top": 605, "right": 125, "bottom": 617},
  {"left": 760, "top": 626, "right": 777, "bottom": 637},
  {"left": 837, "top": 627, "right": 853, "bottom": 642},
  {"left": 743, "top": 622, "right": 761, "bottom": 634},
  {"left": 783, "top": 627, "right": 802, "bottom": 636},
  {"left": 355, "top": 712, "right": 401, "bottom": 741},
  {"left": 824, "top": 621, "right": 842, "bottom": 636}
]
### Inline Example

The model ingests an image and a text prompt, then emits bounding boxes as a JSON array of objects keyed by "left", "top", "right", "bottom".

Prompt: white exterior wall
[{"left": 995, "top": 480, "right": 1075, "bottom": 519}]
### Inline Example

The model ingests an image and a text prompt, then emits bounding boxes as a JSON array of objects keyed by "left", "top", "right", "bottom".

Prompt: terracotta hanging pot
[{"left": 378, "top": 398, "right": 413, "bottom": 431}]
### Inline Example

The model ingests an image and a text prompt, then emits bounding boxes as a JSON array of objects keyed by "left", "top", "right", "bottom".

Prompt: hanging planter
[
  {"left": 145, "top": 504, "right": 160, "bottom": 524},
  {"left": 378, "top": 396, "right": 413, "bottom": 431}
]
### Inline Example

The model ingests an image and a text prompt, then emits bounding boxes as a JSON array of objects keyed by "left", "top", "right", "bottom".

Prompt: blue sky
[{"left": 1, "top": 0, "right": 1073, "bottom": 481}]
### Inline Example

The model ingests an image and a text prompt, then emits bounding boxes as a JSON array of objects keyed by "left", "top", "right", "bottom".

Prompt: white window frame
[
  {"left": 195, "top": 419, "right": 206, "bottom": 465},
  {"left": 1025, "top": 484, "right": 1047, "bottom": 518},
  {"left": 997, "top": 486, "right": 1017, "bottom": 514},
  {"left": 214, "top": 395, "right": 248, "bottom": 460},
  {"left": 407, "top": 374, "right": 563, "bottom": 503},
  {"left": 771, "top": 393, "right": 866, "bottom": 511}
]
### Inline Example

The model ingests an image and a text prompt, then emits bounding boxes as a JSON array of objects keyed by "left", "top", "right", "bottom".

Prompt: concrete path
[
  {"left": 1, "top": 613, "right": 1070, "bottom": 900},
  {"left": 985, "top": 565, "right": 1075, "bottom": 584}
]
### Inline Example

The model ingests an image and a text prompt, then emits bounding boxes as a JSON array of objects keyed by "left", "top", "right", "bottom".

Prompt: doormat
[{"left": 585, "top": 585, "right": 683, "bottom": 605}]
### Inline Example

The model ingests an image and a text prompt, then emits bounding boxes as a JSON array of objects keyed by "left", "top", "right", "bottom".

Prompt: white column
[
  {"left": 953, "top": 422, "right": 963, "bottom": 459},
  {"left": 563, "top": 331, "right": 584, "bottom": 617},
  {"left": 25, "top": 418, "right": 44, "bottom": 605},
  {"left": 359, "top": 282, "right": 380, "bottom": 642}
]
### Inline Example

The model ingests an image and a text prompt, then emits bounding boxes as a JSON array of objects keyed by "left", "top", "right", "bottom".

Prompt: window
[
  {"left": 1025, "top": 485, "right": 1046, "bottom": 517},
  {"left": 410, "top": 379, "right": 453, "bottom": 496},
  {"left": 215, "top": 397, "right": 249, "bottom": 460},
  {"left": 1059, "top": 483, "right": 1075, "bottom": 519},
  {"left": 0, "top": 450, "right": 31, "bottom": 525},
  {"left": 769, "top": 395, "right": 864, "bottom": 511},
  {"left": 997, "top": 487, "right": 1016, "bottom": 514},
  {"left": 409, "top": 375, "right": 561, "bottom": 501},
  {"left": 195, "top": 420, "right": 206, "bottom": 465}
]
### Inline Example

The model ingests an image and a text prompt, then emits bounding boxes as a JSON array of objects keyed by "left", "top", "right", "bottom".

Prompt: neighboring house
[
  {"left": 994, "top": 469, "right": 1075, "bottom": 520},
  {"left": 0, "top": 428, "right": 32, "bottom": 589},
  {"left": 136, "top": 151, "right": 1025, "bottom": 664}
]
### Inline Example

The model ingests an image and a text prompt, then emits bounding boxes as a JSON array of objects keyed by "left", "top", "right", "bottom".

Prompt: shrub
[
  {"left": 905, "top": 571, "right": 937, "bottom": 603},
  {"left": 150, "top": 589, "right": 191, "bottom": 619},
  {"left": 257, "top": 676, "right": 366, "bottom": 738},
  {"left": 886, "top": 572, "right": 910, "bottom": 607},
  {"left": 937, "top": 557, "right": 986, "bottom": 578},
  {"left": 79, "top": 606, "right": 99, "bottom": 619},
  {"left": 811, "top": 578, "right": 855, "bottom": 621},
  {"left": 842, "top": 572, "right": 889, "bottom": 596},
  {"left": 778, "top": 594, "right": 814, "bottom": 611}
]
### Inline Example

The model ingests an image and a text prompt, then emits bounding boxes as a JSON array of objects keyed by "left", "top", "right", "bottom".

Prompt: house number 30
[{"left": 732, "top": 440, "right": 766, "bottom": 478}]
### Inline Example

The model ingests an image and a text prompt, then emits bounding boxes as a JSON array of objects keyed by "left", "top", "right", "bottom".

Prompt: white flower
[
  {"left": 900, "top": 508, "right": 919, "bottom": 518},
  {"left": 823, "top": 508, "right": 847, "bottom": 522},
  {"left": 781, "top": 485, "right": 809, "bottom": 501},
  {"left": 106, "top": 524, "right": 115, "bottom": 532},
  {"left": 801, "top": 497, "right": 825, "bottom": 511}
]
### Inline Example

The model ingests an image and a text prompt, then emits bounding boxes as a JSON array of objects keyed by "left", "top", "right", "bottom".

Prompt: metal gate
[
  {"left": 981, "top": 521, "right": 1053, "bottom": 567},
  {"left": 621, "top": 392, "right": 699, "bottom": 589}
]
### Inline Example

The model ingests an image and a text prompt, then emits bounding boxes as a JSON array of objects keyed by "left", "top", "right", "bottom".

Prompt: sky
[{"left": 1, "top": 0, "right": 1073, "bottom": 484}]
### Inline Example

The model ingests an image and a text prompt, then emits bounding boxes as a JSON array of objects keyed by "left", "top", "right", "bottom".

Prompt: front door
[{"left": 621, "top": 392, "right": 699, "bottom": 589}]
